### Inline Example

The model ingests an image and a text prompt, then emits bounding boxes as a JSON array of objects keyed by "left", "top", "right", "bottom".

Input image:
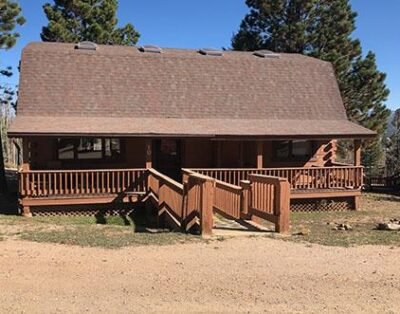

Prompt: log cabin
[{"left": 8, "top": 42, "right": 375, "bottom": 222}]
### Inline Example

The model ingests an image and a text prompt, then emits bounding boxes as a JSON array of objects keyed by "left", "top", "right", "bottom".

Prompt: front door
[{"left": 154, "top": 139, "right": 182, "bottom": 181}]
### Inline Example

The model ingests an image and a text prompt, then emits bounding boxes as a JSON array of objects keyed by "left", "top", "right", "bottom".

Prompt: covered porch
[{"left": 17, "top": 135, "right": 364, "bottom": 216}]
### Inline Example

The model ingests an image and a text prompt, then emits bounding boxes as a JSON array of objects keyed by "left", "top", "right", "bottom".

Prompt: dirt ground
[{"left": 1, "top": 237, "right": 399, "bottom": 313}]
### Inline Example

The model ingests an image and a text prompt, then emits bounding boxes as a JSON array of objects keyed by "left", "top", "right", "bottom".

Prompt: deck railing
[
  {"left": 213, "top": 180, "right": 242, "bottom": 219},
  {"left": 183, "top": 169, "right": 290, "bottom": 232},
  {"left": 189, "top": 166, "right": 363, "bottom": 190},
  {"left": 247, "top": 174, "right": 290, "bottom": 233},
  {"left": 19, "top": 168, "right": 147, "bottom": 198},
  {"left": 147, "top": 168, "right": 185, "bottom": 223}
]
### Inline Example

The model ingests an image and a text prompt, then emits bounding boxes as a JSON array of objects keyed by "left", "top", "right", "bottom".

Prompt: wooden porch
[{"left": 18, "top": 164, "right": 363, "bottom": 223}]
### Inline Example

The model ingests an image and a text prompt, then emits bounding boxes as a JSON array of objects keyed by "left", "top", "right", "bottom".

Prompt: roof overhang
[{"left": 8, "top": 116, "right": 377, "bottom": 140}]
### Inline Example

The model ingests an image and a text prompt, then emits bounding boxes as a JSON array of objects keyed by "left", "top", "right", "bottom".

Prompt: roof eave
[{"left": 7, "top": 131, "right": 376, "bottom": 140}]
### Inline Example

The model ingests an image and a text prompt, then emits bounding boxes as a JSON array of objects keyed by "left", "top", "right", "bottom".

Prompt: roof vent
[
  {"left": 75, "top": 41, "right": 98, "bottom": 51},
  {"left": 139, "top": 45, "right": 162, "bottom": 53},
  {"left": 199, "top": 48, "right": 223, "bottom": 56},
  {"left": 253, "top": 50, "right": 280, "bottom": 59}
]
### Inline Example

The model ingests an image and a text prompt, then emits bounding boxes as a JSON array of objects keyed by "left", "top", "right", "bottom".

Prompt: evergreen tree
[
  {"left": 0, "top": 0, "right": 25, "bottom": 192},
  {"left": 41, "top": 0, "right": 139, "bottom": 45},
  {"left": 232, "top": 0, "right": 390, "bottom": 169},
  {"left": 386, "top": 109, "right": 400, "bottom": 176}
]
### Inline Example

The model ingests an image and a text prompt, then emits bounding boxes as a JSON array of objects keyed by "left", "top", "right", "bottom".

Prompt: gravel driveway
[{"left": 0, "top": 237, "right": 399, "bottom": 313}]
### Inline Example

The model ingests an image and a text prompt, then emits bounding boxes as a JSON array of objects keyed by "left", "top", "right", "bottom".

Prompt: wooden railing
[
  {"left": 213, "top": 180, "right": 242, "bottom": 219},
  {"left": 147, "top": 168, "right": 185, "bottom": 225},
  {"left": 149, "top": 168, "right": 214, "bottom": 236},
  {"left": 183, "top": 169, "right": 290, "bottom": 233},
  {"left": 189, "top": 166, "right": 364, "bottom": 190},
  {"left": 19, "top": 168, "right": 147, "bottom": 198},
  {"left": 247, "top": 174, "right": 290, "bottom": 233},
  {"left": 184, "top": 172, "right": 214, "bottom": 235}
]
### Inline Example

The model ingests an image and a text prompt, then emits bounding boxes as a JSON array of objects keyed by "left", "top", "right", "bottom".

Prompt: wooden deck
[
  {"left": 290, "top": 188, "right": 361, "bottom": 199},
  {"left": 18, "top": 165, "right": 363, "bottom": 231}
]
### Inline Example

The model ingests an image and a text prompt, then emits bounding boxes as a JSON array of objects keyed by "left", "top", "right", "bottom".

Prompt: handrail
[
  {"left": 247, "top": 174, "right": 290, "bottom": 233},
  {"left": 189, "top": 166, "right": 364, "bottom": 190},
  {"left": 189, "top": 166, "right": 363, "bottom": 171},
  {"left": 148, "top": 168, "right": 183, "bottom": 191},
  {"left": 19, "top": 168, "right": 146, "bottom": 173},
  {"left": 19, "top": 168, "right": 147, "bottom": 197}
]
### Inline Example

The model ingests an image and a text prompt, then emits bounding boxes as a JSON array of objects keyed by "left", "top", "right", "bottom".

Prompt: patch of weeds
[
  {"left": 20, "top": 225, "right": 201, "bottom": 249},
  {"left": 283, "top": 193, "right": 400, "bottom": 247}
]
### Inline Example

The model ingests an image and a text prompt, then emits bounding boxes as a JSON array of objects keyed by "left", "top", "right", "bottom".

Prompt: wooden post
[
  {"left": 275, "top": 179, "right": 290, "bottom": 233},
  {"left": 22, "top": 138, "right": 30, "bottom": 171},
  {"left": 354, "top": 139, "right": 361, "bottom": 166},
  {"left": 200, "top": 178, "right": 214, "bottom": 237},
  {"left": 21, "top": 138, "right": 32, "bottom": 217},
  {"left": 145, "top": 139, "right": 152, "bottom": 169},
  {"left": 256, "top": 141, "right": 263, "bottom": 169},
  {"left": 353, "top": 139, "right": 362, "bottom": 210},
  {"left": 22, "top": 205, "right": 32, "bottom": 218},
  {"left": 240, "top": 180, "right": 251, "bottom": 219}
]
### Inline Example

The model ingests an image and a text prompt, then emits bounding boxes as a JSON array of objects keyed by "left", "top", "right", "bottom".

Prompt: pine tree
[
  {"left": 0, "top": 0, "right": 25, "bottom": 192},
  {"left": 386, "top": 109, "right": 400, "bottom": 176},
  {"left": 232, "top": 0, "right": 390, "bottom": 169},
  {"left": 41, "top": 0, "right": 139, "bottom": 45}
]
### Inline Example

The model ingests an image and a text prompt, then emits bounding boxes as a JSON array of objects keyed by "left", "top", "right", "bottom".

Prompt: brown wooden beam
[
  {"left": 256, "top": 141, "right": 263, "bottom": 169},
  {"left": 145, "top": 139, "right": 152, "bottom": 168},
  {"left": 354, "top": 139, "right": 361, "bottom": 166},
  {"left": 290, "top": 189, "right": 361, "bottom": 199},
  {"left": 22, "top": 138, "right": 30, "bottom": 171}
]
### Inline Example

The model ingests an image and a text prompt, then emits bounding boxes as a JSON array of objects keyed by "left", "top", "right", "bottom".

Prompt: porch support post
[
  {"left": 21, "top": 138, "right": 32, "bottom": 217},
  {"left": 256, "top": 141, "right": 263, "bottom": 169},
  {"left": 354, "top": 139, "right": 361, "bottom": 166},
  {"left": 353, "top": 139, "right": 362, "bottom": 211},
  {"left": 22, "top": 138, "right": 30, "bottom": 171},
  {"left": 145, "top": 139, "right": 152, "bottom": 169}
]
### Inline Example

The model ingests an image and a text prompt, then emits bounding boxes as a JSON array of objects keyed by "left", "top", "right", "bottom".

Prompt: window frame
[
  {"left": 272, "top": 140, "right": 315, "bottom": 162},
  {"left": 56, "top": 137, "right": 124, "bottom": 162}
]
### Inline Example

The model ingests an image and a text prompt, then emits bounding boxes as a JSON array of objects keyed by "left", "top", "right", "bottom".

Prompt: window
[
  {"left": 292, "top": 140, "right": 312, "bottom": 159},
  {"left": 273, "top": 140, "right": 313, "bottom": 161},
  {"left": 275, "top": 141, "right": 290, "bottom": 159},
  {"left": 58, "top": 139, "right": 75, "bottom": 160},
  {"left": 57, "top": 138, "right": 122, "bottom": 161}
]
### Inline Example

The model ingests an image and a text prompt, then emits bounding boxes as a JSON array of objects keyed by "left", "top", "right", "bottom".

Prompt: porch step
[{"left": 213, "top": 214, "right": 273, "bottom": 236}]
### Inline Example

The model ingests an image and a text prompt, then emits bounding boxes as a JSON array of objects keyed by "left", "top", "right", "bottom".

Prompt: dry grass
[
  {"left": 288, "top": 193, "right": 400, "bottom": 247},
  {"left": 1, "top": 192, "right": 399, "bottom": 248},
  {"left": 0, "top": 214, "right": 200, "bottom": 249}
]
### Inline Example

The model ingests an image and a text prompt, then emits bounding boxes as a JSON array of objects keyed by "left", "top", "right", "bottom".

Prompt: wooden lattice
[
  {"left": 30, "top": 203, "right": 140, "bottom": 217},
  {"left": 290, "top": 197, "right": 354, "bottom": 212}
]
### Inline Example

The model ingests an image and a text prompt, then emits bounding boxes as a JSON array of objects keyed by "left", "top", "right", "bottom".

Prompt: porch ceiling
[{"left": 8, "top": 116, "right": 376, "bottom": 139}]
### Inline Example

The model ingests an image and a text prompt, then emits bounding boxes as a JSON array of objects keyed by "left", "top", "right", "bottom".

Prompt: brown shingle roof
[{"left": 9, "top": 42, "right": 375, "bottom": 138}]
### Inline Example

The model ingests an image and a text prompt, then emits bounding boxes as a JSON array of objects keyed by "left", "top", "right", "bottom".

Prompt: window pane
[
  {"left": 292, "top": 140, "right": 312, "bottom": 157},
  {"left": 105, "top": 138, "right": 121, "bottom": 159},
  {"left": 58, "top": 139, "right": 75, "bottom": 160},
  {"left": 77, "top": 138, "right": 103, "bottom": 159},
  {"left": 275, "top": 141, "right": 290, "bottom": 159}
]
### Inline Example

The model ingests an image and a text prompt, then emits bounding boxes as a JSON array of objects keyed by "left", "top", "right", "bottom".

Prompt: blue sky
[{"left": 1, "top": 0, "right": 399, "bottom": 110}]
